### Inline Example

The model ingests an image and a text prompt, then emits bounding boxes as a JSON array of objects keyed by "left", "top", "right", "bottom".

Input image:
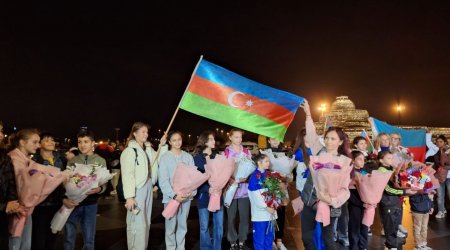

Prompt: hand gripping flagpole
[
  {"left": 150, "top": 55, "right": 204, "bottom": 168},
  {"left": 362, "top": 128, "right": 375, "bottom": 151}
]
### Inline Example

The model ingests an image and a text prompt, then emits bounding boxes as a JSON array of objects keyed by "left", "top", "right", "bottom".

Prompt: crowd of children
[{"left": 1, "top": 96, "right": 449, "bottom": 250}]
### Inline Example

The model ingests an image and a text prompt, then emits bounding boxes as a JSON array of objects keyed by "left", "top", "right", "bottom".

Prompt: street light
[
  {"left": 396, "top": 105, "right": 405, "bottom": 124},
  {"left": 318, "top": 104, "right": 327, "bottom": 117}
]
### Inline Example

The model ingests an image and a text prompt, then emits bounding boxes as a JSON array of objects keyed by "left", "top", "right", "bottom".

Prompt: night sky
[{"left": 1, "top": 2, "right": 449, "bottom": 141}]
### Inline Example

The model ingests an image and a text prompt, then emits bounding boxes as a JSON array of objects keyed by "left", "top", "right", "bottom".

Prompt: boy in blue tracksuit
[{"left": 248, "top": 154, "right": 278, "bottom": 250}]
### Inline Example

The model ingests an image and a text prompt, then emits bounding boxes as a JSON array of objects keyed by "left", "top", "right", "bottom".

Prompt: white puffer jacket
[{"left": 120, "top": 140, "right": 167, "bottom": 199}]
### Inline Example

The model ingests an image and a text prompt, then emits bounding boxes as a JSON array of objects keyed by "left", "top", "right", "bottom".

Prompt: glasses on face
[{"left": 392, "top": 137, "right": 401, "bottom": 140}]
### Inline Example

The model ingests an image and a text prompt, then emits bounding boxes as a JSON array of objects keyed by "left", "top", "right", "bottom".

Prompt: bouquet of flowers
[
  {"left": 260, "top": 171, "right": 286, "bottom": 210},
  {"left": 309, "top": 153, "right": 352, "bottom": 226},
  {"left": 392, "top": 149, "right": 414, "bottom": 168},
  {"left": 162, "top": 163, "right": 209, "bottom": 219},
  {"left": 398, "top": 161, "right": 439, "bottom": 192},
  {"left": 205, "top": 155, "right": 236, "bottom": 212},
  {"left": 8, "top": 148, "right": 69, "bottom": 237},
  {"left": 50, "top": 164, "right": 114, "bottom": 233},
  {"left": 256, "top": 171, "right": 284, "bottom": 230},
  {"left": 260, "top": 150, "right": 296, "bottom": 177},
  {"left": 354, "top": 169, "right": 393, "bottom": 227},
  {"left": 223, "top": 154, "right": 256, "bottom": 207}
]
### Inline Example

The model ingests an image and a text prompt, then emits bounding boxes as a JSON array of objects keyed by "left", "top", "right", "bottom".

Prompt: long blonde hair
[{"left": 126, "top": 122, "right": 150, "bottom": 147}]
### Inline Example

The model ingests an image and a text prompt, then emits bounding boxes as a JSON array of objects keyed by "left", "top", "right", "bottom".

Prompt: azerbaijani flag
[
  {"left": 360, "top": 129, "right": 373, "bottom": 153},
  {"left": 370, "top": 117, "right": 426, "bottom": 162},
  {"left": 179, "top": 58, "right": 304, "bottom": 141},
  {"left": 324, "top": 115, "right": 333, "bottom": 131}
]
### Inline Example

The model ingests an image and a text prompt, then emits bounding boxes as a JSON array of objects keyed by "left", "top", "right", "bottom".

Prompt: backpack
[{"left": 117, "top": 148, "right": 139, "bottom": 202}]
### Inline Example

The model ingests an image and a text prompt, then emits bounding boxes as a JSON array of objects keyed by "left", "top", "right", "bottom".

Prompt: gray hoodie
[{"left": 158, "top": 150, "right": 195, "bottom": 203}]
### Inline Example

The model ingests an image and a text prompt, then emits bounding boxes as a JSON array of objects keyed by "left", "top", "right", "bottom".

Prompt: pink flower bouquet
[
  {"left": 205, "top": 155, "right": 236, "bottom": 212},
  {"left": 309, "top": 153, "right": 352, "bottom": 226},
  {"left": 162, "top": 163, "right": 209, "bottom": 219},
  {"left": 8, "top": 149, "right": 68, "bottom": 237},
  {"left": 354, "top": 169, "right": 392, "bottom": 227}
]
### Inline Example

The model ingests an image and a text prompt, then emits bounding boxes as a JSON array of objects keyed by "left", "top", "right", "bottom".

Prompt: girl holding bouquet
[
  {"left": 193, "top": 131, "right": 223, "bottom": 250},
  {"left": 300, "top": 100, "right": 352, "bottom": 250},
  {"left": 7, "top": 129, "right": 41, "bottom": 249},
  {"left": 224, "top": 129, "right": 252, "bottom": 250},
  {"left": 347, "top": 150, "right": 374, "bottom": 250},
  {"left": 248, "top": 154, "right": 278, "bottom": 250},
  {"left": 378, "top": 151, "right": 416, "bottom": 250},
  {"left": 158, "top": 131, "right": 195, "bottom": 250},
  {"left": 121, "top": 122, "right": 167, "bottom": 250},
  {"left": 264, "top": 137, "right": 290, "bottom": 250},
  {"left": 389, "top": 132, "right": 410, "bottom": 237}
]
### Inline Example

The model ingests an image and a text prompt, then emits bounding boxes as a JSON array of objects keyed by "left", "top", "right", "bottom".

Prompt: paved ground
[{"left": 54, "top": 184, "right": 450, "bottom": 250}]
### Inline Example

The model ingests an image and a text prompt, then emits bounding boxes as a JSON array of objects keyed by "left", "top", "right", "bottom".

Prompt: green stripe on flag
[{"left": 180, "top": 92, "right": 288, "bottom": 141}]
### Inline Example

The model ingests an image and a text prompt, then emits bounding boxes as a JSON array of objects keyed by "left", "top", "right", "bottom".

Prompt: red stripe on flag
[
  {"left": 188, "top": 75, "right": 294, "bottom": 127},
  {"left": 408, "top": 146, "right": 426, "bottom": 163}
]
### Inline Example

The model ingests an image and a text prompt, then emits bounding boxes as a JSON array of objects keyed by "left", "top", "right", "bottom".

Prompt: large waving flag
[
  {"left": 180, "top": 59, "right": 303, "bottom": 141},
  {"left": 370, "top": 117, "right": 426, "bottom": 162}
]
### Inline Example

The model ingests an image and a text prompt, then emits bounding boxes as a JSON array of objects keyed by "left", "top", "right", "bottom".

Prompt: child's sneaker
[
  {"left": 435, "top": 211, "right": 446, "bottom": 219},
  {"left": 230, "top": 243, "right": 238, "bottom": 250},
  {"left": 398, "top": 224, "right": 408, "bottom": 234},
  {"left": 368, "top": 227, "right": 373, "bottom": 236},
  {"left": 422, "top": 244, "right": 433, "bottom": 250},
  {"left": 396, "top": 230, "right": 406, "bottom": 238}
]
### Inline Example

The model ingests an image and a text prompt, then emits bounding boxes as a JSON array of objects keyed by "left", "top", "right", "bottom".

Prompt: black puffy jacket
[{"left": 0, "top": 148, "right": 17, "bottom": 212}]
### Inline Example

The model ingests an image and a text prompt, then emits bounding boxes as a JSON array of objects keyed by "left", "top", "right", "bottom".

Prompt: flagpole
[
  {"left": 150, "top": 55, "right": 204, "bottom": 168},
  {"left": 323, "top": 115, "right": 328, "bottom": 134},
  {"left": 363, "top": 128, "right": 375, "bottom": 150}
]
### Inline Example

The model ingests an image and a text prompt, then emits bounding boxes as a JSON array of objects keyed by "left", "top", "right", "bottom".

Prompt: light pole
[
  {"left": 318, "top": 104, "right": 327, "bottom": 117},
  {"left": 396, "top": 105, "right": 404, "bottom": 125}
]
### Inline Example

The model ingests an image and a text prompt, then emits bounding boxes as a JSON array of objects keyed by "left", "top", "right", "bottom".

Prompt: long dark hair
[
  {"left": 324, "top": 127, "right": 351, "bottom": 158},
  {"left": 167, "top": 130, "right": 183, "bottom": 150},
  {"left": 292, "top": 128, "right": 310, "bottom": 165},
  {"left": 352, "top": 136, "right": 366, "bottom": 149},
  {"left": 194, "top": 131, "right": 215, "bottom": 155}
]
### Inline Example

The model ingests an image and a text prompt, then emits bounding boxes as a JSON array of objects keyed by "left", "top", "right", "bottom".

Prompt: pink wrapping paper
[
  {"left": 354, "top": 169, "right": 392, "bottom": 227},
  {"left": 205, "top": 155, "right": 235, "bottom": 212},
  {"left": 309, "top": 153, "right": 352, "bottom": 226},
  {"left": 8, "top": 149, "right": 67, "bottom": 237},
  {"left": 162, "top": 163, "right": 209, "bottom": 219}
]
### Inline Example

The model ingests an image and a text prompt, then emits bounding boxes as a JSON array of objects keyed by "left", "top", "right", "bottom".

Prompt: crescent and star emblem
[{"left": 227, "top": 91, "right": 254, "bottom": 108}]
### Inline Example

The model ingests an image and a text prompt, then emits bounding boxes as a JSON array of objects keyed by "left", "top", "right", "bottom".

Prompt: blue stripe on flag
[
  {"left": 196, "top": 59, "right": 303, "bottom": 113},
  {"left": 371, "top": 118, "right": 426, "bottom": 147}
]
